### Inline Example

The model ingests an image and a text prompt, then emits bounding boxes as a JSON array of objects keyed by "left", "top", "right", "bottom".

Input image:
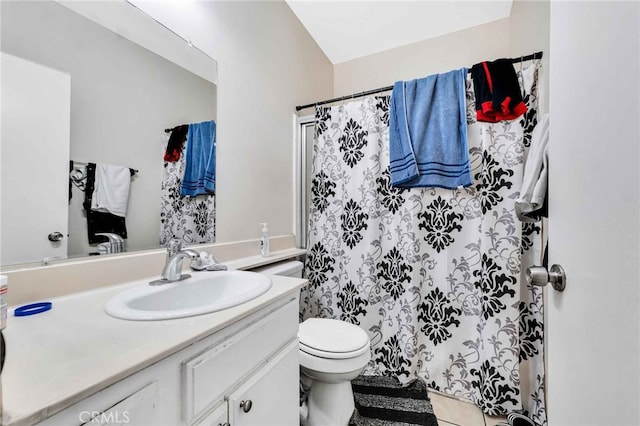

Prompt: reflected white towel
[
  {"left": 91, "top": 164, "right": 131, "bottom": 217},
  {"left": 515, "top": 113, "right": 549, "bottom": 222}
]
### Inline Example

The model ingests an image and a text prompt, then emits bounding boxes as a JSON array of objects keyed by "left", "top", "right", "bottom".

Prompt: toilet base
[{"left": 303, "top": 380, "right": 355, "bottom": 426}]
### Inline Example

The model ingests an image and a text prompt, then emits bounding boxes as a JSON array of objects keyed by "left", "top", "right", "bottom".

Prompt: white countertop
[
  {"left": 1, "top": 272, "right": 306, "bottom": 425},
  {"left": 226, "top": 248, "right": 306, "bottom": 271}
]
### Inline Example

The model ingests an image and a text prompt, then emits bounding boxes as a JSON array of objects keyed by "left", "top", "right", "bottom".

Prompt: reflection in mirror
[{"left": 0, "top": 1, "right": 218, "bottom": 268}]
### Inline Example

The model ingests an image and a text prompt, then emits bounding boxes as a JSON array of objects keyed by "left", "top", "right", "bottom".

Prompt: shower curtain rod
[{"left": 295, "top": 51, "right": 543, "bottom": 112}]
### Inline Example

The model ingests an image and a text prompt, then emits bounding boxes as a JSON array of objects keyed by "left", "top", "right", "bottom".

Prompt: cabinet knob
[{"left": 240, "top": 399, "right": 253, "bottom": 413}]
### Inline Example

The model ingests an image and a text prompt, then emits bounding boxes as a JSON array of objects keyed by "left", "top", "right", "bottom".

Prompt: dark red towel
[
  {"left": 471, "top": 59, "right": 527, "bottom": 123},
  {"left": 164, "top": 125, "right": 189, "bottom": 162}
]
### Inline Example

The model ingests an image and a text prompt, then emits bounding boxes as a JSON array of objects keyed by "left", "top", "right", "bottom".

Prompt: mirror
[{"left": 1, "top": 1, "right": 218, "bottom": 268}]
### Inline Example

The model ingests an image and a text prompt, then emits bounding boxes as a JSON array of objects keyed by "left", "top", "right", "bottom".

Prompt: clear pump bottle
[{"left": 260, "top": 223, "right": 270, "bottom": 257}]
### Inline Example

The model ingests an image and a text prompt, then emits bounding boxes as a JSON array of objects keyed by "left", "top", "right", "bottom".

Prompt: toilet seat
[
  {"left": 299, "top": 318, "right": 370, "bottom": 360},
  {"left": 299, "top": 341, "right": 369, "bottom": 359},
  {"left": 299, "top": 347, "right": 371, "bottom": 377}
]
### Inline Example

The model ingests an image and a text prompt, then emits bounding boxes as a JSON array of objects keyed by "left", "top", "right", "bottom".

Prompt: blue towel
[
  {"left": 180, "top": 120, "right": 216, "bottom": 196},
  {"left": 389, "top": 68, "right": 472, "bottom": 189}
]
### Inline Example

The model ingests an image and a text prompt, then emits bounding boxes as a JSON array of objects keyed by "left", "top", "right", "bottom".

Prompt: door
[
  {"left": 0, "top": 52, "right": 70, "bottom": 265},
  {"left": 548, "top": 2, "right": 639, "bottom": 425},
  {"left": 226, "top": 340, "right": 299, "bottom": 426}
]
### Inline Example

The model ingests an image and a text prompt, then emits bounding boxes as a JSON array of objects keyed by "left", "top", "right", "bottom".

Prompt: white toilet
[
  {"left": 298, "top": 317, "right": 371, "bottom": 426},
  {"left": 253, "top": 260, "right": 372, "bottom": 426}
]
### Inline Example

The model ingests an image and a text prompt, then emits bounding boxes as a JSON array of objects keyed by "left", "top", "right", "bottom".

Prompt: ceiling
[{"left": 285, "top": 1, "right": 513, "bottom": 64}]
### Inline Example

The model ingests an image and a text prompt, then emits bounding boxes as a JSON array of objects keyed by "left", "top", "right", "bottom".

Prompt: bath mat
[{"left": 349, "top": 375, "right": 439, "bottom": 426}]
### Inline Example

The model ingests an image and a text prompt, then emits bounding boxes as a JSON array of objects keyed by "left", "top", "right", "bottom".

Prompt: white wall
[
  {"left": 548, "top": 1, "right": 640, "bottom": 424},
  {"left": 333, "top": 0, "right": 549, "bottom": 111},
  {"left": 132, "top": 1, "right": 334, "bottom": 243},
  {"left": 1, "top": 1, "right": 217, "bottom": 257}
]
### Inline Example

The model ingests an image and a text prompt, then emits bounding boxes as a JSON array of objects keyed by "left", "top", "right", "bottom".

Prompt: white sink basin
[{"left": 104, "top": 271, "right": 272, "bottom": 321}]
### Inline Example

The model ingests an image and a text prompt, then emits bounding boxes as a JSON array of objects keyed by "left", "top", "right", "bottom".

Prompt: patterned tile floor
[{"left": 430, "top": 390, "right": 507, "bottom": 426}]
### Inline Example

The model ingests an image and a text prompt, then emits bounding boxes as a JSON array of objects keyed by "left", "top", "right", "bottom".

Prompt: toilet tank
[{"left": 252, "top": 260, "right": 303, "bottom": 278}]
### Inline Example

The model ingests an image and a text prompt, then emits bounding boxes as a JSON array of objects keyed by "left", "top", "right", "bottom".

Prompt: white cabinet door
[
  {"left": 182, "top": 300, "right": 298, "bottom": 424},
  {"left": 194, "top": 403, "right": 228, "bottom": 426},
  {"left": 0, "top": 52, "right": 70, "bottom": 266},
  {"left": 226, "top": 340, "right": 299, "bottom": 426}
]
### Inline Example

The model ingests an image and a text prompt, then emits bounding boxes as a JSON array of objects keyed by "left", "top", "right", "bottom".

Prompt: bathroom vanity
[{"left": 1, "top": 273, "right": 306, "bottom": 426}]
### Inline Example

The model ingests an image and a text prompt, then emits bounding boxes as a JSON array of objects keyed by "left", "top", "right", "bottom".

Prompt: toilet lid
[{"left": 299, "top": 318, "right": 370, "bottom": 358}]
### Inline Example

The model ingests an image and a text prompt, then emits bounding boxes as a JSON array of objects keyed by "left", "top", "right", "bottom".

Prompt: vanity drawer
[
  {"left": 182, "top": 299, "right": 298, "bottom": 424},
  {"left": 82, "top": 382, "right": 159, "bottom": 426},
  {"left": 39, "top": 381, "right": 160, "bottom": 426}
]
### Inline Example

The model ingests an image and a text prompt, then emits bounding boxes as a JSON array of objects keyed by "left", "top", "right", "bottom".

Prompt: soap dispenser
[{"left": 260, "top": 223, "right": 270, "bottom": 257}]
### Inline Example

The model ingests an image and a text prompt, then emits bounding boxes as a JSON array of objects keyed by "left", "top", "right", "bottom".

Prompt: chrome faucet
[
  {"left": 150, "top": 239, "right": 199, "bottom": 285},
  {"left": 95, "top": 233, "right": 125, "bottom": 254}
]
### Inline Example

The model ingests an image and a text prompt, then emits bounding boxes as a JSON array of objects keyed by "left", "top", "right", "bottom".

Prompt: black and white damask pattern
[
  {"left": 310, "top": 171, "right": 336, "bottom": 214},
  {"left": 305, "top": 242, "right": 335, "bottom": 292},
  {"left": 377, "top": 169, "right": 406, "bottom": 214},
  {"left": 315, "top": 106, "right": 331, "bottom": 138},
  {"left": 520, "top": 76, "right": 539, "bottom": 148},
  {"left": 474, "top": 151, "right": 514, "bottom": 214},
  {"left": 160, "top": 145, "right": 215, "bottom": 245},
  {"left": 470, "top": 361, "right": 520, "bottom": 414},
  {"left": 339, "top": 118, "right": 369, "bottom": 168},
  {"left": 418, "top": 196, "right": 463, "bottom": 253},
  {"left": 417, "top": 287, "right": 462, "bottom": 345},
  {"left": 377, "top": 247, "right": 413, "bottom": 301},
  {"left": 300, "top": 63, "right": 546, "bottom": 423},
  {"left": 475, "top": 254, "right": 517, "bottom": 319},
  {"left": 374, "top": 335, "right": 412, "bottom": 379},
  {"left": 341, "top": 199, "right": 369, "bottom": 249},
  {"left": 338, "top": 280, "right": 368, "bottom": 325}
]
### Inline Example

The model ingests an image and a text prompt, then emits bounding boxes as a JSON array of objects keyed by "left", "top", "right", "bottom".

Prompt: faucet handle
[
  {"left": 96, "top": 233, "right": 125, "bottom": 254},
  {"left": 166, "top": 238, "right": 182, "bottom": 256},
  {"left": 96, "top": 233, "right": 121, "bottom": 242}
]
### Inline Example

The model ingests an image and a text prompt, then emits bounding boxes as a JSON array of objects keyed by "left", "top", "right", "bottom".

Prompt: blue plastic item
[{"left": 14, "top": 302, "right": 52, "bottom": 317}]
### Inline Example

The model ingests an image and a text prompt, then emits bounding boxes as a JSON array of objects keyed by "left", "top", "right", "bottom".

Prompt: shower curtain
[
  {"left": 300, "top": 63, "right": 545, "bottom": 423},
  {"left": 160, "top": 144, "right": 216, "bottom": 245}
]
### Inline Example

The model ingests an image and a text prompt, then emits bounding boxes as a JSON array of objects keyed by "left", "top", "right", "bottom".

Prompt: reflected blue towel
[
  {"left": 389, "top": 68, "right": 472, "bottom": 189},
  {"left": 180, "top": 120, "right": 216, "bottom": 196}
]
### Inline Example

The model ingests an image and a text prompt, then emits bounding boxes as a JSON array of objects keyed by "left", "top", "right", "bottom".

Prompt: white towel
[
  {"left": 91, "top": 164, "right": 131, "bottom": 217},
  {"left": 516, "top": 113, "right": 549, "bottom": 222}
]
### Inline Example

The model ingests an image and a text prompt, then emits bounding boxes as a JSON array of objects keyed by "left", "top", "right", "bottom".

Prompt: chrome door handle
[
  {"left": 48, "top": 231, "right": 64, "bottom": 242},
  {"left": 526, "top": 264, "right": 566, "bottom": 291}
]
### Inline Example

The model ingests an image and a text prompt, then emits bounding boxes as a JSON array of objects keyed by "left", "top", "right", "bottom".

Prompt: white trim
[
  {"left": 56, "top": 0, "right": 218, "bottom": 84},
  {"left": 296, "top": 114, "right": 315, "bottom": 249},
  {"left": 292, "top": 113, "right": 298, "bottom": 239}
]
